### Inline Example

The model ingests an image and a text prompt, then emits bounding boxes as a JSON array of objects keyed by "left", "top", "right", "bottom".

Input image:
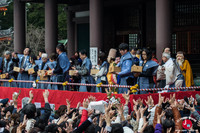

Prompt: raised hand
[
  {"left": 72, "top": 112, "right": 78, "bottom": 121},
  {"left": 76, "top": 102, "right": 81, "bottom": 109},
  {"left": 64, "top": 121, "right": 73, "bottom": 133},
  {"left": 43, "top": 90, "right": 49, "bottom": 103},
  {"left": 158, "top": 93, "right": 164, "bottom": 106},
  {"left": 171, "top": 100, "right": 178, "bottom": 108},
  {"left": 57, "top": 114, "right": 68, "bottom": 125},
  {"left": 13, "top": 90, "right": 21, "bottom": 101},
  {"left": 88, "top": 95, "right": 96, "bottom": 102},
  {"left": 104, "top": 104, "right": 111, "bottom": 127},
  {"left": 133, "top": 99, "right": 139, "bottom": 106},
  {"left": 157, "top": 111, "right": 165, "bottom": 124},
  {"left": 145, "top": 96, "right": 154, "bottom": 108},
  {"left": 122, "top": 90, "right": 130, "bottom": 105},
  {"left": 169, "top": 93, "right": 175, "bottom": 105},
  {"left": 66, "top": 99, "right": 71, "bottom": 114},
  {"left": 29, "top": 90, "right": 34, "bottom": 99},
  {"left": 82, "top": 99, "right": 89, "bottom": 109},
  {"left": 185, "top": 104, "right": 196, "bottom": 112},
  {"left": 28, "top": 90, "right": 34, "bottom": 103}
]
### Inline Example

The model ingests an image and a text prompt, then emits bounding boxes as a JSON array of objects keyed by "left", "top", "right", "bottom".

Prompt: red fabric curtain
[{"left": 0, "top": 87, "right": 199, "bottom": 110}]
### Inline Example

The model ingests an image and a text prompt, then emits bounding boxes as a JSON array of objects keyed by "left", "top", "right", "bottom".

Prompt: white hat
[
  {"left": 108, "top": 48, "right": 117, "bottom": 59},
  {"left": 41, "top": 53, "right": 48, "bottom": 58}
]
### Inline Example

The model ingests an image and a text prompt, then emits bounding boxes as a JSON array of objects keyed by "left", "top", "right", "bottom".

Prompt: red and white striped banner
[{"left": 0, "top": 79, "right": 199, "bottom": 92}]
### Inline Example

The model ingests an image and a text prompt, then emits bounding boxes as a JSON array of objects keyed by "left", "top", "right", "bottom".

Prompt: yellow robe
[
  {"left": 107, "top": 62, "right": 115, "bottom": 85},
  {"left": 180, "top": 60, "right": 194, "bottom": 87}
]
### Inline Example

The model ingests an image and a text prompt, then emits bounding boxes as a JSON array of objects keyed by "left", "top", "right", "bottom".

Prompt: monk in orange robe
[{"left": 176, "top": 51, "right": 194, "bottom": 87}]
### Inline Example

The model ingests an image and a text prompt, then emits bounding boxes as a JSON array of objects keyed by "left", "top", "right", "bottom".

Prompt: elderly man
[
  {"left": 161, "top": 52, "right": 185, "bottom": 91},
  {"left": 176, "top": 51, "right": 194, "bottom": 87},
  {"left": 17, "top": 47, "right": 31, "bottom": 88},
  {"left": 3, "top": 51, "right": 17, "bottom": 87},
  {"left": 37, "top": 53, "right": 49, "bottom": 89},
  {"left": 163, "top": 47, "right": 171, "bottom": 54}
]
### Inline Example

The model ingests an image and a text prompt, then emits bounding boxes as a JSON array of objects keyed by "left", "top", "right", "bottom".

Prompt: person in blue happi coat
[
  {"left": 136, "top": 48, "right": 159, "bottom": 94},
  {"left": 73, "top": 49, "right": 95, "bottom": 92},
  {"left": 52, "top": 44, "right": 70, "bottom": 90},
  {"left": 36, "top": 53, "right": 49, "bottom": 89},
  {"left": 38, "top": 49, "right": 45, "bottom": 60},
  {"left": 11, "top": 52, "right": 19, "bottom": 80},
  {"left": 116, "top": 43, "right": 135, "bottom": 94},
  {"left": 17, "top": 48, "right": 31, "bottom": 88},
  {"left": 47, "top": 54, "right": 58, "bottom": 90},
  {"left": 95, "top": 52, "right": 109, "bottom": 93},
  {"left": 2, "top": 51, "right": 17, "bottom": 87},
  {"left": 70, "top": 51, "right": 82, "bottom": 91},
  {"left": 0, "top": 56, "right": 3, "bottom": 74},
  {"left": 25, "top": 55, "right": 38, "bottom": 88}
]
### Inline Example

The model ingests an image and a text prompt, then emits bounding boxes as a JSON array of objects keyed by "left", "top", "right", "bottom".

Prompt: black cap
[{"left": 0, "top": 98, "right": 9, "bottom": 107}]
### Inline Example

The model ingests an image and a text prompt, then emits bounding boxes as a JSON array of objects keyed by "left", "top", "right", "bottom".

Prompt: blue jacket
[
  {"left": 99, "top": 61, "right": 109, "bottom": 76},
  {"left": 78, "top": 57, "right": 92, "bottom": 75},
  {"left": 18, "top": 55, "right": 30, "bottom": 69},
  {"left": 0, "top": 57, "right": 3, "bottom": 71},
  {"left": 58, "top": 52, "right": 70, "bottom": 73},
  {"left": 138, "top": 60, "right": 158, "bottom": 89},
  {"left": 37, "top": 60, "right": 49, "bottom": 70},
  {"left": 78, "top": 57, "right": 94, "bottom": 92},
  {"left": 46, "top": 61, "right": 57, "bottom": 70},
  {"left": 3, "top": 58, "right": 14, "bottom": 75},
  {"left": 117, "top": 52, "right": 134, "bottom": 77}
]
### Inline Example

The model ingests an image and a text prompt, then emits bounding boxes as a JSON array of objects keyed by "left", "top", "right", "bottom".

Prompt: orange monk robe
[
  {"left": 107, "top": 62, "right": 115, "bottom": 85},
  {"left": 180, "top": 60, "right": 194, "bottom": 87}
]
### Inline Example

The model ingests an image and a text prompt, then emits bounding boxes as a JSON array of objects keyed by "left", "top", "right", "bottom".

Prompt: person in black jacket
[{"left": 20, "top": 90, "right": 51, "bottom": 132}]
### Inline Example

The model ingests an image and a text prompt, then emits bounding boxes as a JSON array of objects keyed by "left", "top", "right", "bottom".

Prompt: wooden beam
[
  {"left": 20, "top": 0, "right": 69, "bottom": 4},
  {"left": 72, "top": 16, "right": 89, "bottom": 24},
  {"left": 68, "top": 4, "right": 89, "bottom": 11},
  {"left": 20, "top": 0, "right": 44, "bottom": 3}
]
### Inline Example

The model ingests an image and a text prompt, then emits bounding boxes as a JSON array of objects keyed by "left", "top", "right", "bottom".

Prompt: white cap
[{"left": 41, "top": 53, "right": 48, "bottom": 58}]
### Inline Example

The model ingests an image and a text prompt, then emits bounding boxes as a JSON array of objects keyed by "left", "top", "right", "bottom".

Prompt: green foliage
[
  {"left": 26, "top": 3, "right": 67, "bottom": 39},
  {"left": 0, "top": 2, "right": 67, "bottom": 56},
  {"left": 27, "top": 3, "right": 45, "bottom": 28},
  {"left": 0, "top": 2, "right": 13, "bottom": 29},
  {"left": 58, "top": 4, "right": 67, "bottom": 40}
]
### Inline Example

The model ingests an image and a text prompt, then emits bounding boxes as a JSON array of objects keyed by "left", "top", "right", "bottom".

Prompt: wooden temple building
[
  {"left": 0, "top": 0, "right": 12, "bottom": 41},
  {"left": 9, "top": 0, "right": 200, "bottom": 77}
]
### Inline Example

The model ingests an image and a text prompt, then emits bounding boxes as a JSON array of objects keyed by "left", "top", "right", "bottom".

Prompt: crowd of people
[
  {"left": 0, "top": 89, "right": 200, "bottom": 132},
  {"left": 0, "top": 43, "right": 194, "bottom": 94}
]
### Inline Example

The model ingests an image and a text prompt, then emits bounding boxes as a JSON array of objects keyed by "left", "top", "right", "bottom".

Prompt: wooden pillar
[
  {"left": 45, "top": 0, "right": 57, "bottom": 56},
  {"left": 67, "top": 10, "right": 75, "bottom": 58},
  {"left": 156, "top": 0, "right": 172, "bottom": 61},
  {"left": 14, "top": 0, "right": 26, "bottom": 54},
  {"left": 89, "top": 0, "right": 103, "bottom": 49}
]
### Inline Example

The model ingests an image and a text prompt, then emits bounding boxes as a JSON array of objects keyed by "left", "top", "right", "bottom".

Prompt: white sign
[
  {"left": 90, "top": 47, "right": 98, "bottom": 66},
  {"left": 34, "top": 102, "right": 41, "bottom": 108},
  {"left": 50, "top": 103, "right": 55, "bottom": 111}
]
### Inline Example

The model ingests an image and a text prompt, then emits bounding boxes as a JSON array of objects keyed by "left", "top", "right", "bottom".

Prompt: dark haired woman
[
  {"left": 25, "top": 55, "right": 38, "bottom": 88},
  {"left": 95, "top": 52, "right": 109, "bottom": 93},
  {"left": 137, "top": 49, "right": 159, "bottom": 94}
]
